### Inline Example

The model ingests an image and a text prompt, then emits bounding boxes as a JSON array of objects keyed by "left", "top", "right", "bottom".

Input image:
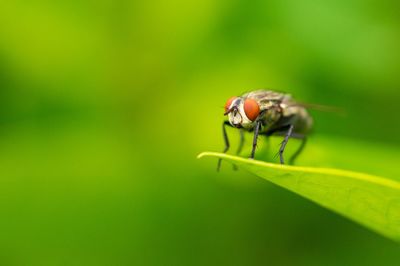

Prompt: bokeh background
[{"left": 0, "top": 0, "right": 399, "bottom": 265}]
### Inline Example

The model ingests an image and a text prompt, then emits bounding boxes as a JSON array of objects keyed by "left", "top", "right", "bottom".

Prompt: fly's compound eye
[
  {"left": 243, "top": 98, "right": 260, "bottom": 121},
  {"left": 224, "top": 96, "right": 237, "bottom": 112}
]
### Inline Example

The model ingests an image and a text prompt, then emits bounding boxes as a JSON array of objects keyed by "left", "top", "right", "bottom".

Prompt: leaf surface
[{"left": 198, "top": 152, "right": 400, "bottom": 242}]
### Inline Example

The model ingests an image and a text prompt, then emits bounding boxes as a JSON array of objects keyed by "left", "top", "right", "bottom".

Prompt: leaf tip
[
  {"left": 197, "top": 151, "right": 217, "bottom": 159},
  {"left": 197, "top": 152, "right": 207, "bottom": 159}
]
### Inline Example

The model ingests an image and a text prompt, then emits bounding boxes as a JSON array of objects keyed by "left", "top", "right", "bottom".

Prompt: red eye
[
  {"left": 225, "top": 96, "right": 237, "bottom": 112},
  {"left": 244, "top": 99, "right": 260, "bottom": 121}
]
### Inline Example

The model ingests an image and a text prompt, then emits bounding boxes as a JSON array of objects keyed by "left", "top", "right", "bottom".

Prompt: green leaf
[{"left": 198, "top": 152, "right": 400, "bottom": 242}]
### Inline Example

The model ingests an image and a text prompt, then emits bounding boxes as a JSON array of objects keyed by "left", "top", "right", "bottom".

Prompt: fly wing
[
  {"left": 243, "top": 89, "right": 288, "bottom": 101},
  {"left": 288, "top": 102, "right": 346, "bottom": 116}
]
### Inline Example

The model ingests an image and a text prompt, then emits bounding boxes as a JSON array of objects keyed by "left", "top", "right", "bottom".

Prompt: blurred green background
[{"left": 0, "top": 0, "right": 399, "bottom": 265}]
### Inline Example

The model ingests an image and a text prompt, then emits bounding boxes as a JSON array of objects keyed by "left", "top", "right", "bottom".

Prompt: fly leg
[
  {"left": 288, "top": 134, "right": 306, "bottom": 165},
  {"left": 237, "top": 129, "right": 245, "bottom": 156},
  {"left": 232, "top": 129, "right": 245, "bottom": 171},
  {"left": 269, "top": 129, "right": 306, "bottom": 165},
  {"left": 278, "top": 124, "right": 294, "bottom": 164},
  {"left": 217, "top": 121, "right": 232, "bottom": 171},
  {"left": 250, "top": 120, "right": 262, "bottom": 159}
]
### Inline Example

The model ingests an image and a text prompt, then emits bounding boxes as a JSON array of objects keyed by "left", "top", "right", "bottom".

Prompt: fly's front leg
[
  {"left": 231, "top": 129, "right": 245, "bottom": 171},
  {"left": 279, "top": 124, "right": 294, "bottom": 164},
  {"left": 237, "top": 129, "right": 245, "bottom": 156},
  {"left": 250, "top": 120, "right": 262, "bottom": 159},
  {"left": 217, "top": 121, "right": 232, "bottom": 171}
]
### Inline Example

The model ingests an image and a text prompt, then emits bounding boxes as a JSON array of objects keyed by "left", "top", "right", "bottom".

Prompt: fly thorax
[{"left": 265, "top": 107, "right": 281, "bottom": 124}]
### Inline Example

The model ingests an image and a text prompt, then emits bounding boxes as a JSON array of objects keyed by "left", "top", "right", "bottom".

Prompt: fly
[{"left": 218, "top": 89, "right": 313, "bottom": 170}]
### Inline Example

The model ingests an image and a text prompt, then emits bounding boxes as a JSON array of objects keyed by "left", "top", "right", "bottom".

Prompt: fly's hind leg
[
  {"left": 288, "top": 134, "right": 306, "bottom": 165},
  {"left": 271, "top": 127, "right": 306, "bottom": 165},
  {"left": 278, "top": 124, "right": 294, "bottom": 164}
]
